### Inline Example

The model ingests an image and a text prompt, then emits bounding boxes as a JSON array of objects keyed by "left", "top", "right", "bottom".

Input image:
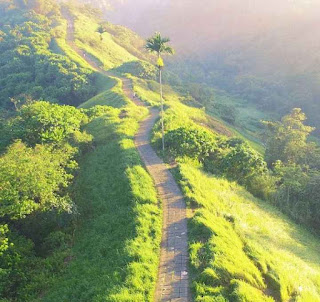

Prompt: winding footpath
[{"left": 63, "top": 11, "right": 190, "bottom": 302}]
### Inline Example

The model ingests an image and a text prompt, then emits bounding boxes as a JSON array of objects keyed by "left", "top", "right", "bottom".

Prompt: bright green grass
[
  {"left": 50, "top": 18, "right": 94, "bottom": 70},
  {"left": 177, "top": 161, "right": 320, "bottom": 302},
  {"left": 44, "top": 15, "right": 161, "bottom": 299},
  {"left": 71, "top": 9, "right": 138, "bottom": 70},
  {"left": 204, "top": 91, "right": 267, "bottom": 154},
  {"left": 79, "top": 75, "right": 129, "bottom": 109},
  {"left": 133, "top": 77, "right": 265, "bottom": 153},
  {"left": 130, "top": 76, "right": 161, "bottom": 107},
  {"left": 41, "top": 103, "right": 161, "bottom": 301}
]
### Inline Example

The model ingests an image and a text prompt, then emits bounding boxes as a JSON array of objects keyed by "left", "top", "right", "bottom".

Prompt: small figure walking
[{"left": 133, "top": 92, "right": 136, "bottom": 98}]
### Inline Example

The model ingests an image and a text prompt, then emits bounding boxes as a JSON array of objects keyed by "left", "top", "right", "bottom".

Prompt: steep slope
[
  {"left": 146, "top": 75, "right": 320, "bottom": 301},
  {"left": 0, "top": 0, "right": 97, "bottom": 108},
  {"left": 0, "top": 1, "right": 163, "bottom": 301}
]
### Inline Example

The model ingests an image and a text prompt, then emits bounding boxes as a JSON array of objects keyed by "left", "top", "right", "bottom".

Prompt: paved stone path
[{"left": 63, "top": 10, "right": 190, "bottom": 301}]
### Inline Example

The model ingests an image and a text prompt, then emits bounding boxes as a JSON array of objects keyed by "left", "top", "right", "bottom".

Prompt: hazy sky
[{"left": 104, "top": 0, "right": 320, "bottom": 53}]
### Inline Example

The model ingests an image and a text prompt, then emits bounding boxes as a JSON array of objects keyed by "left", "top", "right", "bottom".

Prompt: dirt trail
[{"left": 63, "top": 11, "right": 190, "bottom": 301}]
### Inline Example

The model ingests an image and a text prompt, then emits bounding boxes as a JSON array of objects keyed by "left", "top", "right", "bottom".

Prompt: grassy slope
[
  {"left": 70, "top": 6, "right": 138, "bottom": 70},
  {"left": 144, "top": 72, "right": 320, "bottom": 301},
  {"left": 41, "top": 102, "right": 162, "bottom": 302},
  {"left": 132, "top": 76, "right": 264, "bottom": 153},
  {"left": 79, "top": 75, "right": 128, "bottom": 109},
  {"left": 178, "top": 162, "right": 320, "bottom": 301},
  {"left": 45, "top": 5, "right": 320, "bottom": 302},
  {"left": 40, "top": 7, "right": 162, "bottom": 301}
]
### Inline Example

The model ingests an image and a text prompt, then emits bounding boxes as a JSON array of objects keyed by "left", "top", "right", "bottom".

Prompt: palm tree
[
  {"left": 96, "top": 24, "right": 108, "bottom": 41},
  {"left": 146, "top": 32, "right": 175, "bottom": 151}
]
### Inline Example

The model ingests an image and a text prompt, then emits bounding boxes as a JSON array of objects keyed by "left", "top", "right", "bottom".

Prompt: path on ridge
[{"left": 63, "top": 10, "right": 190, "bottom": 301}]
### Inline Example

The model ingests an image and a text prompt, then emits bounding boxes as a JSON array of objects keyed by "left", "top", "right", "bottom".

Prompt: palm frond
[{"left": 145, "top": 32, "right": 175, "bottom": 56}]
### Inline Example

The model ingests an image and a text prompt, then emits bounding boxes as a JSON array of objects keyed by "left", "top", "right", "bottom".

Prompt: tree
[
  {"left": 10, "top": 101, "right": 88, "bottom": 146},
  {"left": 0, "top": 141, "right": 77, "bottom": 220},
  {"left": 263, "top": 108, "right": 315, "bottom": 166},
  {"left": 145, "top": 32, "right": 175, "bottom": 151},
  {"left": 96, "top": 24, "right": 108, "bottom": 41},
  {"left": 165, "top": 127, "right": 216, "bottom": 161}
]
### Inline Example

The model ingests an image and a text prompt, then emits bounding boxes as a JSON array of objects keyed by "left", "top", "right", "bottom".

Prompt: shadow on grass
[{"left": 42, "top": 113, "right": 160, "bottom": 301}]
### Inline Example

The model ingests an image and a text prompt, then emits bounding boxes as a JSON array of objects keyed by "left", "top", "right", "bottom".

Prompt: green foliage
[
  {"left": 0, "top": 100, "right": 93, "bottom": 300},
  {"left": 69, "top": 5, "right": 139, "bottom": 70},
  {"left": 205, "top": 138, "right": 267, "bottom": 183},
  {"left": 263, "top": 109, "right": 320, "bottom": 230},
  {"left": 145, "top": 32, "right": 174, "bottom": 70},
  {"left": 96, "top": 23, "right": 107, "bottom": 40},
  {"left": 9, "top": 101, "right": 89, "bottom": 145},
  {"left": 0, "top": 141, "right": 77, "bottom": 219},
  {"left": 42, "top": 107, "right": 160, "bottom": 302},
  {"left": 263, "top": 108, "right": 315, "bottom": 166},
  {"left": 113, "top": 60, "right": 157, "bottom": 80},
  {"left": 273, "top": 162, "right": 320, "bottom": 229},
  {"left": 145, "top": 32, "right": 175, "bottom": 57},
  {"left": 0, "top": 4, "right": 96, "bottom": 108},
  {"left": 79, "top": 76, "right": 129, "bottom": 109},
  {"left": 165, "top": 126, "right": 216, "bottom": 161}
]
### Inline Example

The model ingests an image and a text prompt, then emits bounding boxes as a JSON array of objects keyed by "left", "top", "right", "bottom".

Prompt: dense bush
[
  {"left": 0, "top": 141, "right": 77, "bottom": 219},
  {"left": 164, "top": 127, "right": 270, "bottom": 198},
  {"left": 165, "top": 126, "right": 216, "bottom": 162},
  {"left": 0, "top": 101, "right": 95, "bottom": 300},
  {"left": 205, "top": 138, "right": 267, "bottom": 183},
  {"left": 8, "top": 101, "right": 89, "bottom": 146}
]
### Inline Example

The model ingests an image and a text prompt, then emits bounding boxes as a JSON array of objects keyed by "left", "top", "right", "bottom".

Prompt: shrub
[
  {"left": 165, "top": 127, "right": 216, "bottom": 161},
  {"left": 9, "top": 101, "right": 89, "bottom": 146},
  {"left": 205, "top": 139, "right": 267, "bottom": 183}
]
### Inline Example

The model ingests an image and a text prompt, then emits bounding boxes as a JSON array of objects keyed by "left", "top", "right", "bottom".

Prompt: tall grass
[
  {"left": 177, "top": 161, "right": 320, "bottom": 301},
  {"left": 79, "top": 75, "right": 129, "bottom": 109},
  {"left": 43, "top": 14, "right": 161, "bottom": 298},
  {"left": 41, "top": 103, "right": 161, "bottom": 301},
  {"left": 69, "top": 7, "right": 138, "bottom": 70}
]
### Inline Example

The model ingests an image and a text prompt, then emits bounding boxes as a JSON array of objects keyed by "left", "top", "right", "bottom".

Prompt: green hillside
[
  {"left": 1, "top": 0, "right": 320, "bottom": 302},
  {"left": 0, "top": 1, "right": 161, "bottom": 301}
]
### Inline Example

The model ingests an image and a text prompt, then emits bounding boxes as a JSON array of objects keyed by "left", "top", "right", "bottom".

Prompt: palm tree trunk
[{"left": 159, "top": 67, "right": 164, "bottom": 151}]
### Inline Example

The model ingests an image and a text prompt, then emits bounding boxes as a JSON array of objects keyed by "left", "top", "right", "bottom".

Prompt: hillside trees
[
  {"left": 165, "top": 127, "right": 268, "bottom": 191},
  {"left": 263, "top": 108, "right": 315, "bottom": 166},
  {"left": 8, "top": 101, "right": 89, "bottom": 145},
  {"left": 263, "top": 108, "right": 320, "bottom": 229},
  {"left": 0, "top": 141, "right": 77, "bottom": 219},
  {"left": 0, "top": 101, "right": 94, "bottom": 299},
  {"left": 163, "top": 108, "right": 320, "bottom": 231},
  {"left": 0, "top": 0, "right": 97, "bottom": 109}
]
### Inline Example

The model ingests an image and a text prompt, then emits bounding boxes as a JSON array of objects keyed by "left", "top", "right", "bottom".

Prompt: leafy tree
[
  {"left": 0, "top": 141, "right": 77, "bottom": 219},
  {"left": 96, "top": 24, "right": 108, "bottom": 41},
  {"left": 165, "top": 127, "right": 216, "bottom": 161},
  {"left": 146, "top": 32, "right": 175, "bottom": 151},
  {"left": 9, "top": 101, "right": 89, "bottom": 146},
  {"left": 205, "top": 138, "right": 267, "bottom": 183},
  {"left": 263, "top": 108, "right": 315, "bottom": 166}
]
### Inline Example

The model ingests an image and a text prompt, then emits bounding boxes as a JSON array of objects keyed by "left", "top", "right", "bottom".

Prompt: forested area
[
  {"left": 0, "top": 3, "right": 104, "bottom": 298},
  {"left": 169, "top": 52, "right": 320, "bottom": 135},
  {"left": 0, "top": 0, "right": 97, "bottom": 111},
  {"left": 0, "top": 99, "right": 106, "bottom": 299},
  {"left": 163, "top": 108, "right": 320, "bottom": 231},
  {"left": 1, "top": 0, "right": 320, "bottom": 301}
]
